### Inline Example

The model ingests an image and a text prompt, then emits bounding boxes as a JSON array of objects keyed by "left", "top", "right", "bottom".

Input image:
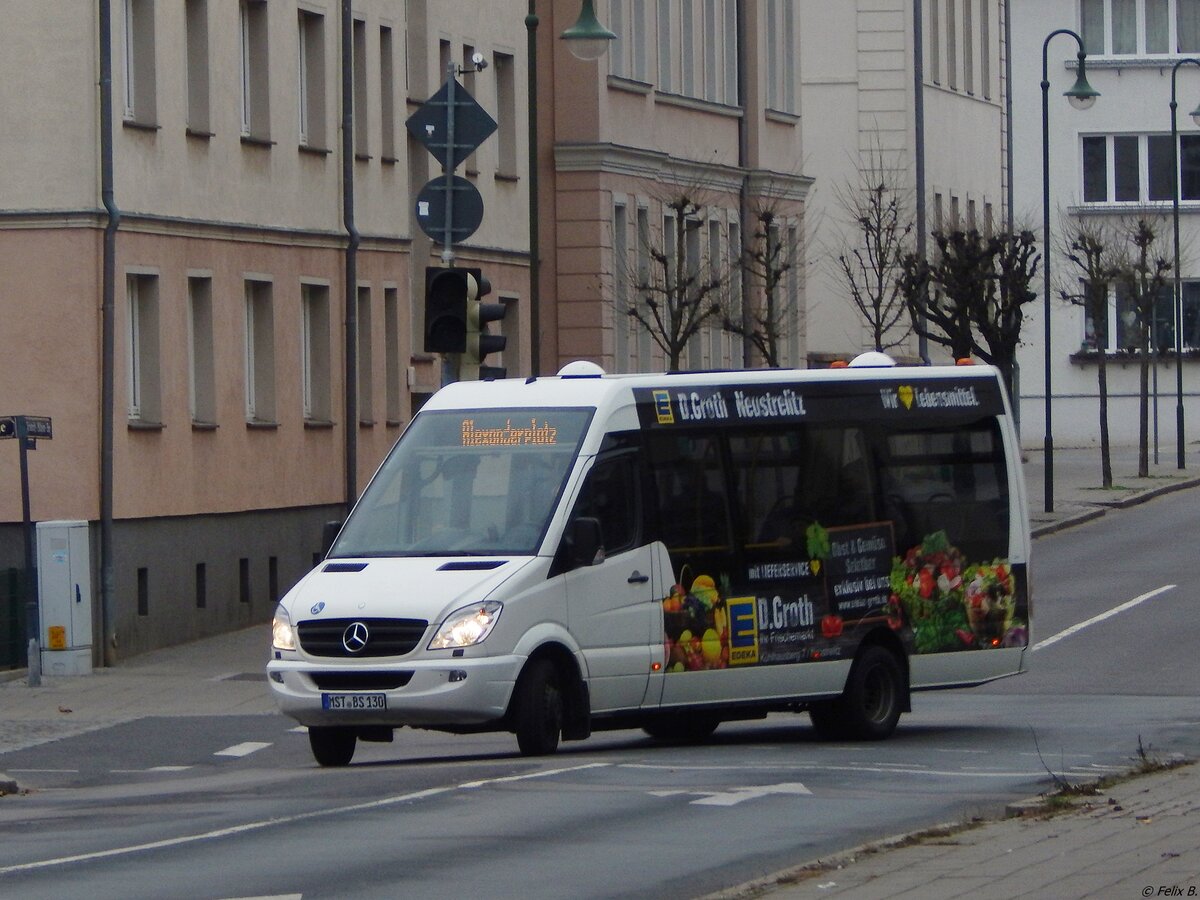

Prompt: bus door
[{"left": 559, "top": 447, "right": 658, "bottom": 713}]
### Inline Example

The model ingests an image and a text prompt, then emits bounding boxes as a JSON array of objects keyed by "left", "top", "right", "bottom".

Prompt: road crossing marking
[
  {"left": 214, "top": 742, "right": 272, "bottom": 758},
  {"left": 1032, "top": 584, "right": 1176, "bottom": 652}
]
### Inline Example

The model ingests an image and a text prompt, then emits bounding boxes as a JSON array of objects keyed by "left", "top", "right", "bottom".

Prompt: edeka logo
[
  {"left": 652, "top": 389, "right": 674, "bottom": 424},
  {"left": 727, "top": 596, "right": 759, "bottom": 666}
]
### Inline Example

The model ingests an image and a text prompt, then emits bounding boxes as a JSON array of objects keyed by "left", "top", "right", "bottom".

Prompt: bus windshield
[{"left": 331, "top": 408, "right": 592, "bottom": 557}]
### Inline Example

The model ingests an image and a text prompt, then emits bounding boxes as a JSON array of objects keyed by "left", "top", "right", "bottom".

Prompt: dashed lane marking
[{"left": 214, "top": 742, "right": 272, "bottom": 758}]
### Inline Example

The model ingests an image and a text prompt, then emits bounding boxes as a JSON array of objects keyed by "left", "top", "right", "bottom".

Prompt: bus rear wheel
[
  {"left": 809, "top": 645, "right": 903, "bottom": 741},
  {"left": 309, "top": 726, "right": 357, "bottom": 766}
]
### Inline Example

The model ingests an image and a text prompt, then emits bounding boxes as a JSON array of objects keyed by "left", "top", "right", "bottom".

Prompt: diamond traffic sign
[{"left": 406, "top": 79, "right": 497, "bottom": 171}]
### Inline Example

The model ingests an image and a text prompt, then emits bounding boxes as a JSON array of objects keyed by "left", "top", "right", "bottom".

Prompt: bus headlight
[
  {"left": 429, "top": 601, "right": 503, "bottom": 649},
  {"left": 272, "top": 604, "right": 297, "bottom": 651}
]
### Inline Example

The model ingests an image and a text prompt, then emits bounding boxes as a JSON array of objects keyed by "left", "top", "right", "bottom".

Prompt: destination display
[{"left": 635, "top": 379, "right": 1005, "bottom": 431}]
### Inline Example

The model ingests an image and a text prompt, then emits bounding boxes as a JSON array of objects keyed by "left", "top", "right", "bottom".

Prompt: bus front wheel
[
  {"left": 810, "top": 645, "right": 903, "bottom": 741},
  {"left": 309, "top": 726, "right": 357, "bottom": 766},
  {"left": 514, "top": 659, "right": 564, "bottom": 756}
]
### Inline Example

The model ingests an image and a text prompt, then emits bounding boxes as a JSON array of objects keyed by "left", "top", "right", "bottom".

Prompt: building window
[
  {"left": 188, "top": 276, "right": 216, "bottom": 425},
  {"left": 495, "top": 52, "right": 518, "bottom": 177},
  {"left": 980, "top": 0, "right": 991, "bottom": 99},
  {"left": 765, "top": 0, "right": 796, "bottom": 112},
  {"left": 357, "top": 286, "right": 374, "bottom": 424},
  {"left": 244, "top": 279, "right": 276, "bottom": 423},
  {"left": 380, "top": 25, "right": 397, "bottom": 161},
  {"left": 930, "top": 0, "right": 942, "bottom": 84},
  {"left": 240, "top": 0, "right": 270, "bottom": 141},
  {"left": 637, "top": 205, "right": 654, "bottom": 370},
  {"left": 298, "top": 9, "right": 326, "bottom": 149},
  {"left": 185, "top": 0, "right": 209, "bottom": 134},
  {"left": 681, "top": 0, "right": 696, "bottom": 97},
  {"left": 301, "top": 282, "right": 331, "bottom": 423},
  {"left": 657, "top": 0, "right": 673, "bottom": 90},
  {"left": 1081, "top": 133, "right": 1200, "bottom": 202},
  {"left": 354, "top": 18, "right": 369, "bottom": 158},
  {"left": 1081, "top": 0, "right": 1200, "bottom": 55},
  {"left": 127, "top": 273, "right": 161, "bottom": 424},
  {"left": 614, "top": 202, "right": 630, "bottom": 372},
  {"left": 195, "top": 562, "right": 207, "bottom": 609},
  {"left": 1085, "top": 281, "right": 1200, "bottom": 350},
  {"left": 384, "top": 286, "right": 401, "bottom": 424},
  {"left": 123, "top": 0, "right": 157, "bottom": 125},
  {"left": 137, "top": 567, "right": 149, "bottom": 617},
  {"left": 963, "top": 0, "right": 974, "bottom": 94},
  {"left": 947, "top": 0, "right": 958, "bottom": 91},
  {"left": 613, "top": 0, "right": 652, "bottom": 81}
]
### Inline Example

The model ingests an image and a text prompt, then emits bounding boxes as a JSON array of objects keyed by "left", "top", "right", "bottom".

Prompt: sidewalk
[{"left": 3, "top": 445, "right": 1200, "bottom": 897}]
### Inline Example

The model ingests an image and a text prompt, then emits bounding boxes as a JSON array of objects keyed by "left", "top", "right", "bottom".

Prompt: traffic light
[
  {"left": 463, "top": 275, "right": 508, "bottom": 381},
  {"left": 423, "top": 266, "right": 480, "bottom": 353}
]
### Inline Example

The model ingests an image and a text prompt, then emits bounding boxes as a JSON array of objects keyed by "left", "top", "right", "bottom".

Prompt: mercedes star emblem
[{"left": 342, "top": 621, "right": 369, "bottom": 654}]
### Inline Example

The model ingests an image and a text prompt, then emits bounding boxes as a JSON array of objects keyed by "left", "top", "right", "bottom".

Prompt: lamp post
[
  {"left": 1170, "top": 58, "right": 1200, "bottom": 470},
  {"left": 1041, "top": 29, "right": 1099, "bottom": 513},
  {"left": 525, "top": 1, "right": 615, "bottom": 376}
]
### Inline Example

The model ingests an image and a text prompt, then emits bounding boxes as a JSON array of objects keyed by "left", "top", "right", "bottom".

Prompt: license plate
[{"left": 321, "top": 693, "right": 387, "bottom": 711}]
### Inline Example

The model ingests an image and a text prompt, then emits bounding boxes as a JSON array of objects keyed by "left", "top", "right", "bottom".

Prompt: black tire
[
  {"left": 514, "top": 659, "right": 564, "bottom": 756},
  {"left": 643, "top": 713, "right": 720, "bottom": 743},
  {"left": 809, "top": 645, "right": 903, "bottom": 741},
  {"left": 309, "top": 726, "right": 357, "bottom": 767}
]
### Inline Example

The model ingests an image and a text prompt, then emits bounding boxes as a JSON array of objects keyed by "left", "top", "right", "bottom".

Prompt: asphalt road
[{"left": 1, "top": 490, "right": 1198, "bottom": 899}]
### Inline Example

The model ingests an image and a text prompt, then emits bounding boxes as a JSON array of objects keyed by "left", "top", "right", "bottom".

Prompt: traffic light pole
[{"left": 441, "top": 62, "right": 458, "bottom": 265}]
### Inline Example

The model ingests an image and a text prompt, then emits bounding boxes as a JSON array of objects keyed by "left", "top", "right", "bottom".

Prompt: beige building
[{"left": 0, "top": 1, "right": 1010, "bottom": 663}]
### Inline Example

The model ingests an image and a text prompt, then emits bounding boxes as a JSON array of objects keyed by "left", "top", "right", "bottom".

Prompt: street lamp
[
  {"left": 560, "top": 0, "right": 617, "bottom": 60},
  {"left": 526, "top": 2, "right": 614, "bottom": 375},
  {"left": 1170, "top": 58, "right": 1200, "bottom": 470},
  {"left": 1041, "top": 29, "right": 1099, "bottom": 513}
]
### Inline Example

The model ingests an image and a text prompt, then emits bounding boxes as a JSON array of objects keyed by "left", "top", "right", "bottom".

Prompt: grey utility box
[{"left": 36, "top": 520, "right": 93, "bottom": 676}]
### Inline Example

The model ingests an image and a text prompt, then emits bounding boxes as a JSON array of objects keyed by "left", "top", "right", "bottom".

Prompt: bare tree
[
  {"left": 621, "top": 190, "right": 731, "bottom": 371},
  {"left": 834, "top": 159, "right": 914, "bottom": 352},
  {"left": 725, "top": 201, "right": 804, "bottom": 367},
  {"left": 1057, "top": 217, "right": 1123, "bottom": 488},
  {"left": 1114, "top": 217, "right": 1174, "bottom": 477},
  {"left": 899, "top": 227, "right": 1041, "bottom": 403}
]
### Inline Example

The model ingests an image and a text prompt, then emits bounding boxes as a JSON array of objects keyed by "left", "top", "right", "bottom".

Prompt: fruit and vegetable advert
[{"left": 661, "top": 523, "right": 1027, "bottom": 673}]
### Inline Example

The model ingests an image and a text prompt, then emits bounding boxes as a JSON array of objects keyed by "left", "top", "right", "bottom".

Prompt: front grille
[
  {"left": 298, "top": 617, "right": 429, "bottom": 658},
  {"left": 310, "top": 671, "right": 414, "bottom": 691}
]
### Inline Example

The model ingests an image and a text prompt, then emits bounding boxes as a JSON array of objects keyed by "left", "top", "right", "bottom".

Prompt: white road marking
[
  {"left": 650, "top": 783, "right": 813, "bottom": 806},
  {"left": 622, "top": 762, "right": 1058, "bottom": 778},
  {"left": 693, "top": 782, "right": 813, "bottom": 806},
  {"left": 111, "top": 766, "right": 194, "bottom": 774},
  {"left": 459, "top": 762, "right": 611, "bottom": 789},
  {"left": 1031, "top": 584, "right": 1176, "bottom": 652},
  {"left": 214, "top": 742, "right": 272, "bottom": 758},
  {"left": 7, "top": 768, "right": 78, "bottom": 774},
  {"left": 0, "top": 763, "right": 611, "bottom": 875}
]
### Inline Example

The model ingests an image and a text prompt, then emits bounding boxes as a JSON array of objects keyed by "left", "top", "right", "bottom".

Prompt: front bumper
[{"left": 266, "top": 654, "right": 525, "bottom": 729}]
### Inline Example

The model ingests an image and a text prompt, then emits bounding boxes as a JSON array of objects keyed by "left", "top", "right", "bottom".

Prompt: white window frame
[{"left": 1081, "top": 0, "right": 1194, "bottom": 56}]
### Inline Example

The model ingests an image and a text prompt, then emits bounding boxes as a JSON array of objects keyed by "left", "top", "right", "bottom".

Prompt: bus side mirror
[
  {"left": 321, "top": 520, "right": 344, "bottom": 559},
  {"left": 566, "top": 516, "right": 604, "bottom": 567}
]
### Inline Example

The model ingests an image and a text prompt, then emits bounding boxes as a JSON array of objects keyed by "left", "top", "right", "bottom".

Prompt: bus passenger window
[{"left": 647, "top": 434, "right": 731, "bottom": 552}]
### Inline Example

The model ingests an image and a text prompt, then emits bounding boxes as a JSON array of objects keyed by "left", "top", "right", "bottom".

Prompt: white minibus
[{"left": 268, "top": 356, "right": 1031, "bottom": 766}]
